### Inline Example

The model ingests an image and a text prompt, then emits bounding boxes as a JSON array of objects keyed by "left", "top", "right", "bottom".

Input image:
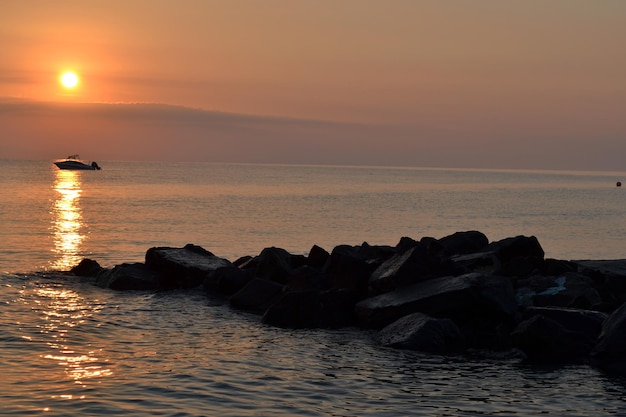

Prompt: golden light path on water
[
  {"left": 51, "top": 170, "right": 85, "bottom": 271},
  {"left": 35, "top": 286, "right": 113, "bottom": 386},
  {"left": 41, "top": 170, "right": 113, "bottom": 409}
]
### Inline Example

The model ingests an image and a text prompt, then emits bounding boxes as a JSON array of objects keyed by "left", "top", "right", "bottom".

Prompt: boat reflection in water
[{"left": 51, "top": 169, "right": 86, "bottom": 271}]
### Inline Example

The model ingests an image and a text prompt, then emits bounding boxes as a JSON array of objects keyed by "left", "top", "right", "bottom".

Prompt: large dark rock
[
  {"left": 324, "top": 245, "right": 373, "bottom": 296},
  {"left": 577, "top": 260, "right": 626, "bottom": 310},
  {"left": 511, "top": 315, "right": 595, "bottom": 363},
  {"left": 516, "top": 273, "right": 602, "bottom": 309},
  {"left": 449, "top": 251, "right": 497, "bottom": 275},
  {"left": 377, "top": 312, "right": 465, "bottom": 354},
  {"left": 487, "top": 235, "right": 545, "bottom": 263},
  {"left": 71, "top": 258, "right": 103, "bottom": 277},
  {"left": 203, "top": 265, "right": 252, "bottom": 295},
  {"left": 285, "top": 265, "right": 329, "bottom": 292},
  {"left": 498, "top": 255, "right": 545, "bottom": 277},
  {"left": 540, "top": 258, "right": 578, "bottom": 276},
  {"left": 577, "top": 260, "right": 626, "bottom": 277},
  {"left": 145, "top": 244, "right": 232, "bottom": 289},
  {"left": 354, "top": 272, "right": 517, "bottom": 330},
  {"left": 513, "top": 306, "right": 607, "bottom": 363},
  {"left": 368, "top": 244, "right": 448, "bottom": 295},
  {"left": 262, "top": 288, "right": 357, "bottom": 329},
  {"left": 238, "top": 247, "right": 295, "bottom": 284},
  {"left": 229, "top": 278, "right": 283, "bottom": 313},
  {"left": 521, "top": 306, "right": 607, "bottom": 337},
  {"left": 357, "top": 242, "right": 396, "bottom": 265},
  {"left": 395, "top": 236, "right": 421, "bottom": 254},
  {"left": 438, "top": 231, "right": 489, "bottom": 256},
  {"left": 486, "top": 236, "right": 545, "bottom": 277},
  {"left": 95, "top": 262, "right": 162, "bottom": 291},
  {"left": 591, "top": 302, "right": 626, "bottom": 374},
  {"left": 307, "top": 244, "right": 330, "bottom": 269}
]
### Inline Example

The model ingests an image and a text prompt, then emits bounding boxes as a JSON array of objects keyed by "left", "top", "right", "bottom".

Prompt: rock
[
  {"left": 498, "top": 255, "right": 544, "bottom": 277},
  {"left": 541, "top": 258, "right": 578, "bottom": 276},
  {"left": 307, "top": 244, "right": 330, "bottom": 269},
  {"left": 516, "top": 273, "right": 602, "bottom": 309},
  {"left": 577, "top": 260, "right": 626, "bottom": 310},
  {"left": 95, "top": 262, "right": 162, "bottom": 290},
  {"left": 229, "top": 278, "right": 283, "bottom": 313},
  {"left": 577, "top": 259, "right": 626, "bottom": 277},
  {"left": 516, "top": 306, "right": 607, "bottom": 362},
  {"left": 203, "top": 265, "right": 252, "bottom": 295},
  {"left": 521, "top": 306, "right": 607, "bottom": 338},
  {"left": 511, "top": 315, "right": 595, "bottom": 363},
  {"left": 357, "top": 242, "right": 396, "bottom": 265},
  {"left": 368, "top": 244, "right": 448, "bottom": 295},
  {"left": 262, "top": 290, "right": 322, "bottom": 328},
  {"left": 71, "top": 258, "right": 103, "bottom": 277},
  {"left": 324, "top": 245, "right": 373, "bottom": 296},
  {"left": 487, "top": 235, "right": 545, "bottom": 263},
  {"left": 438, "top": 231, "right": 489, "bottom": 256},
  {"left": 239, "top": 247, "right": 295, "bottom": 284},
  {"left": 232, "top": 255, "right": 253, "bottom": 268},
  {"left": 285, "top": 265, "right": 329, "bottom": 292},
  {"left": 591, "top": 302, "right": 626, "bottom": 374},
  {"left": 145, "top": 244, "right": 232, "bottom": 289},
  {"left": 395, "top": 236, "right": 421, "bottom": 254},
  {"left": 450, "top": 251, "right": 497, "bottom": 275},
  {"left": 377, "top": 312, "right": 465, "bottom": 354},
  {"left": 319, "top": 288, "right": 359, "bottom": 328},
  {"left": 354, "top": 272, "right": 517, "bottom": 330},
  {"left": 262, "top": 288, "right": 358, "bottom": 329}
]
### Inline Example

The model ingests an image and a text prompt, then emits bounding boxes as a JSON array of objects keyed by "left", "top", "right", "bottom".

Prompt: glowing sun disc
[{"left": 60, "top": 72, "right": 79, "bottom": 89}]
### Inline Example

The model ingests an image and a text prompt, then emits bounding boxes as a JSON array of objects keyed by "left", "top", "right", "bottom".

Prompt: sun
[{"left": 60, "top": 72, "right": 79, "bottom": 89}]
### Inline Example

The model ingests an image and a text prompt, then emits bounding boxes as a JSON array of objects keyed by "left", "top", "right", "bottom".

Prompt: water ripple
[{"left": 2, "top": 274, "right": 626, "bottom": 416}]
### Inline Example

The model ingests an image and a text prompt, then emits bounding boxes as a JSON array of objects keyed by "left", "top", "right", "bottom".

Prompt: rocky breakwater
[{"left": 69, "top": 232, "right": 626, "bottom": 374}]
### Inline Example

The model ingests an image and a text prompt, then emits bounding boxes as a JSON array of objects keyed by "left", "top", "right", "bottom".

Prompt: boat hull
[{"left": 54, "top": 161, "right": 100, "bottom": 170}]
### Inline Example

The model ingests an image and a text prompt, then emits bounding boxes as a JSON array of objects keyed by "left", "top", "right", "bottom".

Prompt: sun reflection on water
[
  {"left": 36, "top": 286, "right": 113, "bottom": 382},
  {"left": 51, "top": 170, "right": 86, "bottom": 271}
]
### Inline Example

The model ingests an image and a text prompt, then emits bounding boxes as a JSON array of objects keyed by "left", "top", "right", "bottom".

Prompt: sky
[{"left": 1, "top": 0, "right": 625, "bottom": 170}]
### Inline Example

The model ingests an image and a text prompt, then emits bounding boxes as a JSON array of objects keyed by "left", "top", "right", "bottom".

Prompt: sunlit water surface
[
  {"left": 1, "top": 160, "right": 625, "bottom": 415},
  {"left": 2, "top": 273, "right": 626, "bottom": 416},
  {"left": 1, "top": 160, "right": 624, "bottom": 273}
]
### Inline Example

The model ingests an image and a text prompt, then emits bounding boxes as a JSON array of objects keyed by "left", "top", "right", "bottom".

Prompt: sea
[{"left": 1, "top": 159, "right": 625, "bottom": 416}]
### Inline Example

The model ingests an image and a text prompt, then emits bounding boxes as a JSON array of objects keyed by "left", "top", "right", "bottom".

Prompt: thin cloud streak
[{"left": 1, "top": 98, "right": 624, "bottom": 172}]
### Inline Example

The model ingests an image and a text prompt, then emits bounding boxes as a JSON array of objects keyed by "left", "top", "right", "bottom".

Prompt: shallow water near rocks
[
  {"left": 1, "top": 273, "right": 626, "bottom": 416},
  {"left": 1, "top": 160, "right": 625, "bottom": 415}
]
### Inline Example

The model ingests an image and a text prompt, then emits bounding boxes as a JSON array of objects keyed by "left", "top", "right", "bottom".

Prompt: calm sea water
[{"left": 1, "top": 159, "right": 625, "bottom": 415}]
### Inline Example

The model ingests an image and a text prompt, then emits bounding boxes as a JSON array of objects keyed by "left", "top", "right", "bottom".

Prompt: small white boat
[{"left": 54, "top": 155, "right": 101, "bottom": 170}]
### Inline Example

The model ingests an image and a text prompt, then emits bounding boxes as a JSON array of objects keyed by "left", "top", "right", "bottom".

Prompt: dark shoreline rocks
[{"left": 68, "top": 231, "right": 626, "bottom": 374}]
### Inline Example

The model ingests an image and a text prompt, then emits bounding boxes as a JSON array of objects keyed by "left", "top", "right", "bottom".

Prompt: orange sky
[{"left": 1, "top": 1, "right": 625, "bottom": 170}]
